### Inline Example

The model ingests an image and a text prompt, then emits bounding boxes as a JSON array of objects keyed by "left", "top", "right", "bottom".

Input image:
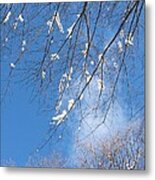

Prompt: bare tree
[
  {"left": 73, "top": 119, "right": 144, "bottom": 169},
  {"left": 27, "top": 152, "right": 65, "bottom": 168}
]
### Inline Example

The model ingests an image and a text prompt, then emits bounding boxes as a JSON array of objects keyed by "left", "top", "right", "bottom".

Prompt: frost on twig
[
  {"left": 3, "top": 11, "right": 11, "bottom": 24},
  {"left": 59, "top": 76, "right": 65, "bottom": 94},
  {"left": 41, "top": 70, "right": 46, "bottom": 80},
  {"left": 12, "top": 14, "right": 24, "bottom": 30},
  {"left": 47, "top": 11, "right": 64, "bottom": 34},
  {"left": 85, "top": 70, "right": 92, "bottom": 83},
  {"left": 113, "top": 62, "right": 118, "bottom": 70},
  {"left": 47, "top": 19, "right": 54, "bottom": 34},
  {"left": 55, "top": 12, "right": 64, "bottom": 34},
  {"left": 56, "top": 100, "right": 62, "bottom": 113},
  {"left": 58, "top": 67, "right": 73, "bottom": 94},
  {"left": 79, "top": 93, "right": 84, "bottom": 101},
  {"left": 98, "top": 53, "right": 103, "bottom": 62},
  {"left": 90, "top": 61, "right": 95, "bottom": 66},
  {"left": 66, "top": 22, "right": 76, "bottom": 39},
  {"left": 13, "top": 22, "right": 18, "bottom": 30},
  {"left": 46, "top": 13, "right": 56, "bottom": 34},
  {"left": 18, "top": 14, "right": 24, "bottom": 22},
  {"left": 58, "top": 135, "right": 62, "bottom": 139},
  {"left": 82, "top": 43, "right": 89, "bottom": 58},
  {"left": 21, "top": 40, "right": 26, "bottom": 52},
  {"left": 5, "top": 37, "right": 9, "bottom": 43},
  {"left": 97, "top": 79, "right": 105, "bottom": 92},
  {"left": 125, "top": 33, "right": 134, "bottom": 47},
  {"left": 10, "top": 63, "right": 16, "bottom": 69},
  {"left": 117, "top": 41, "right": 123, "bottom": 53},
  {"left": 51, "top": 53, "right": 60, "bottom": 61},
  {"left": 68, "top": 99, "right": 75, "bottom": 111},
  {"left": 68, "top": 67, "right": 73, "bottom": 81},
  {"left": 120, "top": 29, "right": 125, "bottom": 38}
]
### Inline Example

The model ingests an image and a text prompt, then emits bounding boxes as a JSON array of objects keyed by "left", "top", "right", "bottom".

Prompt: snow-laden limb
[
  {"left": 125, "top": 33, "right": 134, "bottom": 47},
  {"left": 53, "top": 99, "right": 75, "bottom": 126},
  {"left": 55, "top": 12, "right": 64, "bottom": 34},
  {"left": 52, "top": 110, "right": 67, "bottom": 125},
  {"left": 10, "top": 63, "right": 16, "bottom": 69},
  {"left": 51, "top": 53, "right": 60, "bottom": 61},
  {"left": 3, "top": 11, "right": 11, "bottom": 24},
  {"left": 68, "top": 99, "right": 75, "bottom": 111},
  {"left": 97, "top": 79, "right": 105, "bottom": 91},
  {"left": 117, "top": 41, "right": 123, "bottom": 53}
]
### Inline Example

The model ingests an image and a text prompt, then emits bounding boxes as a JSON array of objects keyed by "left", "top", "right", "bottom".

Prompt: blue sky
[{"left": 0, "top": 1, "right": 144, "bottom": 167}]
